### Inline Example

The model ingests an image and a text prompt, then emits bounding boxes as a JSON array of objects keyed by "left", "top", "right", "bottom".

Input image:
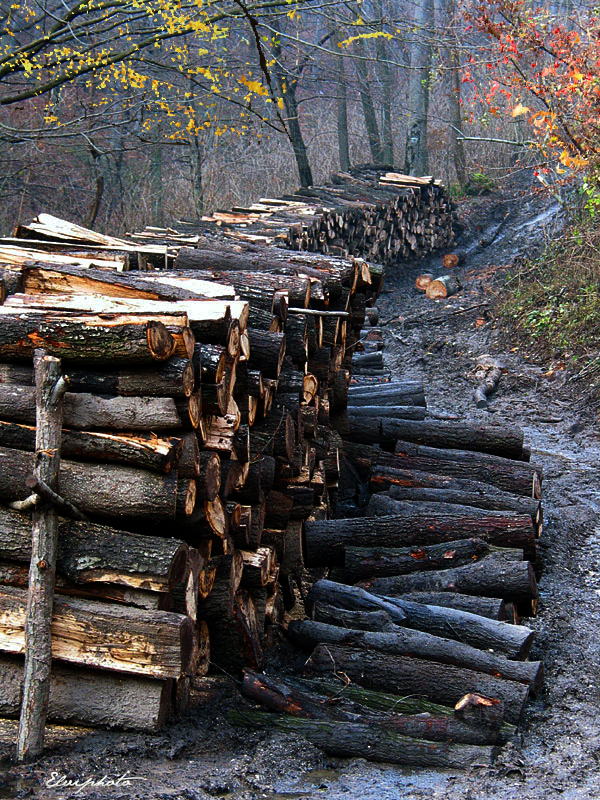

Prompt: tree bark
[
  {"left": 405, "top": 0, "right": 434, "bottom": 175},
  {"left": 0, "top": 505, "right": 187, "bottom": 590},
  {"left": 396, "top": 592, "right": 507, "bottom": 620},
  {"left": 343, "top": 539, "right": 491, "bottom": 582}
]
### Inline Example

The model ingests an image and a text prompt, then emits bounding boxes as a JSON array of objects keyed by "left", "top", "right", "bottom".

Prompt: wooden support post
[{"left": 16, "top": 351, "right": 66, "bottom": 762}]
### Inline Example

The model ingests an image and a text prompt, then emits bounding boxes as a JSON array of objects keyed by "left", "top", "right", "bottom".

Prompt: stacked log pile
[
  {"left": 0, "top": 219, "right": 383, "bottom": 733},
  {"left": 237, "top": 312, "right": 545, "bottom": 769},
  {"left": 128, "top": 166, "right": 454, "bottom": 267}
]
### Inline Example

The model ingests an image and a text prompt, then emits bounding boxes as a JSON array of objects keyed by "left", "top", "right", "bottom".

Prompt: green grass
[{"left": 499, "top": 215, "right": 600, "bottom": 376}]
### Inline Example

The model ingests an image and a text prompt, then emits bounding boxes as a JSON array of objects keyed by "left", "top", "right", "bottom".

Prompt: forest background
[{"left": 0, "top": 0, "right": 594, "bottom": 236}]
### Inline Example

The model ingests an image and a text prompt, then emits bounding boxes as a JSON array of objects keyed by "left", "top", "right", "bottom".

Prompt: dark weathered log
[
  {"left": 1, "top": 655, "right": 172, "bottom": 731},
  {"left": 289, "top": 674, "right": 511, "bottom": 733},
  {"left": 195, "top": 451, "right": 221, "bottom": 501},
  {"left": 264, "top": 490, "right": 294, "bottom": 530},
  {"left": 199, "top": 343, "right": 227, "bottom": 383},
  {"left": 379, "top": 419, "right": 525, "bottom": 460},
  {"left": 0, "top": 505, "right": 187, "bottom": 590},
  {"left": 17, "top": 353, "right": 65, "bottom": 762},
  {"left": 0, "top": 309, "right": 174, "bottom": 364},
  {"left": 312, "top": 602, "right": 396, "bottom": 632},
  {"left": 385, "top": 483, "right": 542, "bottom": 534},
  {"left": 366, "top": 494, "right": 540, "bottom": 544},
  {"left": 0, "top": 585, "right": 194, "bottom": 678},
  {"left": 250, "top": 407, "right": 294, "bottom": 462},
  {"left": 0, "top": 358, "right": 195, "bottom": 398},
  {"left": 230, "top": 707, "right": 497, "bottom": 768},
  {"left": 0, "top": 384, "right": 186, "bottom": 430},
  {"left": 343, "top": 539, "right": 491, "bottom": 582},
  {"left": 303, "top": 513, "right": 537, "bottom": 567},
  {"left": 307, "top": 580, "right": 534, "bottom": 659},
  {"left": 304, "top": 644, "right": 529, "bottom": 724},
  {"left": 398, "top": 592, "right": 507, "bottom": 620},
  {"left": 220, "top": 459, "right": 245, "bottom": 500},
  {"left": 241, "top": 670, "right": 504, "bottom": 746},
  {"left": 373, "top": 446, "right": 542, "bottom": 498},
  {"left": 0, "top": 446, "right": 185, "bottom": 521},
  {"left": 347, "top": 405, "right": 428, "bottom": 421},
  {"left": 0, "top": 421, "right": 183, "bottom": 474},
  {"left": 247, "top": 330, "right": 286, "bottom": 379},
  {"left": 288, "top": 620, "right": 543, "bottom": 693},
  {"left": 347, "top": 381, "right": 426, "bottom": 407},
  {"left": 240, "top": 547, "right": 272, "bottom": 591},
  {"left": 360, "top": 554, "right": 539, "bottom": 603}
]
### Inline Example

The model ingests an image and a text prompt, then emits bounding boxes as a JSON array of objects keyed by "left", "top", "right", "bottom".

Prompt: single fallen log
[
  {"left": 425, "top": 274, "right": 462, "bottom": 299},
  {"left": 303, "top": 513, "right": 537, "bottom": 567},
  {"left": 0, "top": 654, "right": 172, "bottom": 731},
  {"left": 358, "top": 554, "right": 539, "bottom": 603},
  {"left": 304, "top": 644, "right": 529, "bottom": 724},
  {"left": 306, "top": 580, "right": 534, "bottom": 659},
  {"left": 0, "top": 309, "right": 174, "bottom": 364},
  {"left": 288, "top": 674, "right": 513, "bottom": 736},
  {"left": 230, "top": 707, "right": 497, "bottom": 768},
  {"left": 0, "top": 505, "right": 188, "bottom": 590},
  {"left": 474, "top": 359, "right": 503, "bottom": 409},
  {"left": 241, "top": 670, "right": 505, "bottom": 746},
  {"left": 0, "top": 585, "right": 194, "bottom": 679},
  {"left": 0, "top": 446, "right": 190, "bottom": 521},
  {"left": 415, "top": 273, "right": 434, "bottom": 291},
  {"left": 365, "top": 494, "right": 539, "bottom": 548},
  {"left": 343, "top": 539, "right": 491, "bottom": 582},
  {"left": 288, "top": 620, "right": 542, "bottom": 693}
]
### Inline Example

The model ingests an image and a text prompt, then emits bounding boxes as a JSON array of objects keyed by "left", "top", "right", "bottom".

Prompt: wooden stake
[{"left": 16, "top": 351, "right": 66, "bottom": 762}]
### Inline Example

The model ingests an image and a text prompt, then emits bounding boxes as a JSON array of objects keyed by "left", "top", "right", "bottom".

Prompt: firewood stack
[
  {"left": 235, "top": 308, "right": 546, "bottom": 770},
  {"left": 128, "top": 165, "right": 454, "bottom": 267},
  {"left": 0, "top": 212, "right": 383, "bottom": 733}
]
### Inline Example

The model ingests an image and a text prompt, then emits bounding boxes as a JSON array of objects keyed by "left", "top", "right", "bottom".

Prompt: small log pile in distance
[
  {"left": 0, "top": 207, "right": 382, "bottom": 734},
  {"left": 128, "top": 165, "right": 454, "bottom": 268},
  {"left": 235, "top": 308, "right": 546, "bottom": 770}
]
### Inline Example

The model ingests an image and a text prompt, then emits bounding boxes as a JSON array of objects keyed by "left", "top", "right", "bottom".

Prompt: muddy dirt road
[{"left": 2, "top": 176, "right": 600, "bottom": 800}]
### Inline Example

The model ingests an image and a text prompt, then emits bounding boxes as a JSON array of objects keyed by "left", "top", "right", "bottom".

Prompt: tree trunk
[
  {"left": 241, "top": 670, "right": 505, "bottom": 746},
  {"left": 343, "top": 538, "right": 491, "bottom": 581},
  {"left": 0, "top": 421, "right": 183, "bottom": 474},
  {"left": 231, "top": 707, "right": 497, "bottom": 768},
  {"left": 0, "top": 310, "right": 174, "bottom": 364},
  {"left": 405, "top": 0, "right": 434, "bottom": 176},
  {"left": 395, "top": 592, "right": 507, "bottom": 620},
  {"left": 354, "top": 41, "right": 384, "bottom": 164}
]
